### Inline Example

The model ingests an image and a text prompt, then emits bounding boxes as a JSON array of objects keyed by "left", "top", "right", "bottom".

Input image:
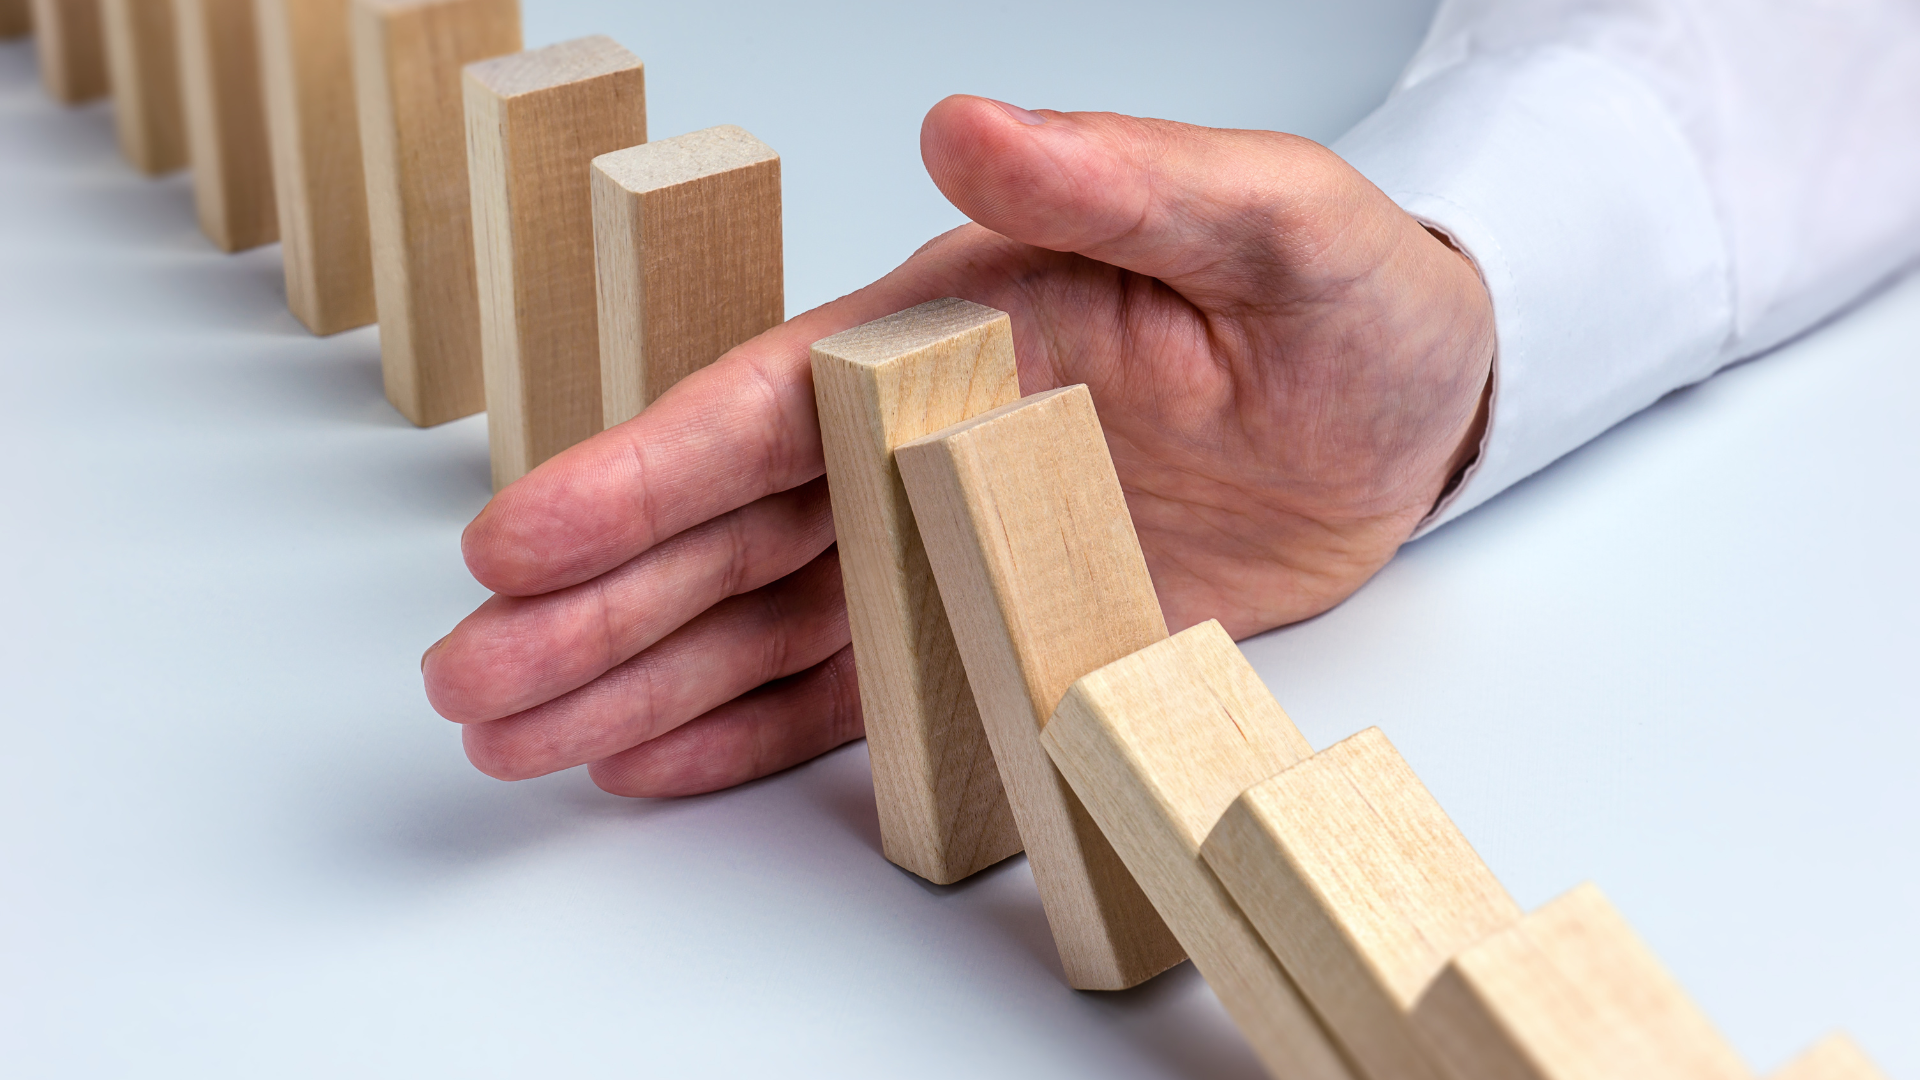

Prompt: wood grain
[
  {"left": 256, "top": 0, "right": 374, "bottom": 334},
  {"left": 809, "top": 299, "right": 1023, "bottom": 887},
  {"left": 594, "top": 124, "right": 783, "bottom": 427},
  {"left": 350, "top": 0, "right": 519, "bottom": 425},
  {"left": 1410, "top": 881, "right": 1752, "bottom": 1080},
  {"left": 1203, "top": 726, "right": 1521, "bottom": 1080},
  {"left": 895, "top": 384, "right": 1185, "bottom": 990},
  {"left": 174, "top": 0, "right": 277, "bottom": 251},
  {"left": 100, "top": 0, "right": 187, "bottom": 174},
  {"left": 464, "top": 34, "right": 645, "bottom": 487},
  {"left": 1772, "top": 1034, "right": 1887, "bottom": 1080},
  {"left": 1042, "top": 619, "right": 1354, "bottom": 1079},
  {"left": 29, "top": 0, "right": 108, "bottom": 102}
]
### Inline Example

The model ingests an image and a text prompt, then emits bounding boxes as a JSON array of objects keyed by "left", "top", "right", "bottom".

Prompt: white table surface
[{"left": 3, "top": 3, "right": 1915, "bottom": 1076}]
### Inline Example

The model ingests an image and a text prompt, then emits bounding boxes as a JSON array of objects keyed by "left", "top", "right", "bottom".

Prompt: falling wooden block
[
  {"left": 593, "top": 124, "right": 783, "bottom": 427},
  {"left": 1409, "top": 881, "right": 1751, "bottom": 1080},
  {"left": 256, "top": 0, "right": 375, "bottom": 334},
  {"left": 895, "top": 384, "right": 1185, "bottom": 990},
  {"left": 465, "top": 35, "right": 645, "bottom": 487},
  {"left": 809, "top": 299, "right": 1024, "bottom": 887},
  {"left": 28, "top": 0, "right": 108, "bottom": 102},
  {"left": 1203, "top": 726, "right": 1522, "bottom": 1080},
  {"left": 1041, "top": 619, "right": 1355, "bottom": 1079},
  {"left": 174, "top": 0, "right": 278, "bottom": 251},
  {"left": 350, "top": 0, "right": 519, "bottom": 426},
  {"left": 1772, "top": 1034, "right": 1887, "bottom": 1080},
  {"left": 100, "top": 0, "right": 187, "bottom": 174},
  {"left": 2, "top": 0, "right": 31, "bottom": 39}
]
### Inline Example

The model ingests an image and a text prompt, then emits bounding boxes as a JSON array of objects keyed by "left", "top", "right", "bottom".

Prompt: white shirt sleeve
[{"left": 1330, "top": 0, "right": 1920, "bottom": 534}]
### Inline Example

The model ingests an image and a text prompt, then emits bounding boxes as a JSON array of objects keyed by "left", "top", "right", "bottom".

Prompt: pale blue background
[{"left": 2, "top": 1, "right": 1915, "bottom": 1076}]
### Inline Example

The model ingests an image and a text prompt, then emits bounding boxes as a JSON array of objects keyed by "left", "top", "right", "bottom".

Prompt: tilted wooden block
[
  {"left": 101, "top": 0, "right": 188, "bottom": 174},
  {"left": 465, "top": 35, "right": 645, "bottom": 487},
  {"left": 256, "top": 0, "right": 375, "bottom": 334},
  {"left": 29, "top": 0, "right": 108, "bottom": 102},
  {"left": 1410, "top": 881, "right": 1751, "bottom": 1080},
  {"left": 895, "top": 384, "right": 1185, "bottom": 990},
  {"left": 809, "top": 299, "right": 1023, "bottom": 887},
  {"left": 1042, "top": 619, "right": 1354, "bottom": 1080},
  {"left": 1203, "top": 726, "right": 1521, "bottom": 1080},
  {"left": 350, "top": 0, "right": 519, "bottom": 426},
  {"left": 1771, "top": 1034, "right": 1887, "bottom": 1080},
  {"left": 2, "top": 0, "right": 31, "bottom": 39},
  {"left": 174, "top": 0, "right": 278, "bottom": 251},
  {"left": 594, "top": 124, "right": 783, "bottom": 427}
]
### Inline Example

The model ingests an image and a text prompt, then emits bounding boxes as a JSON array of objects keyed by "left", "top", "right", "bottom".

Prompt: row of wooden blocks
[
  {"left": 14, "top": 0, "right": 781, "bottom": 487},
  {"left": 812, "top": 300, "right": 1885, "bottom": 1080}
]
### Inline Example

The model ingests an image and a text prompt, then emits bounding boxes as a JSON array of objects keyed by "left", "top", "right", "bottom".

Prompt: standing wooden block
[
  {"left": 1203, "top": 726, "right": 1522, "bottom": 1080},
  {"left": 28, "top": 0, "right": 108, "bottom": 102},
  {"left": 256, "top": 0, "right": 375, "bottom": 334},
  {"left": 465, "top": 35, "right": 645, "bottom": 487},
  {"left": 174, "top": 0, "right": 277, "bottom": 251},
  {"left": 594, "top": 124, "right": 783, "bottom": 427},
  {"left": 2, "top": 0, "right": 30, "bottom": 39},
  {"left": 1042, "top": 619, "right": 1354, "bottom": 1080},
  {"left": 895, "top": 384, "right": 1184, "bottom": 990},
  {"left": 809, "top": 299, "right": 1023, "bottom": 887},
  {"left": 1772, "top": 1034, "right": 1886, "bottom": 1080},
  {"left": 1409, "top": 882, "right": 1751, "bottom": 1080},
  {"left": 100, "top": 0, "right": 187, "bottom": 174},
  {"left": 350, "top": 0, "right": 519, "bottom": 426}
]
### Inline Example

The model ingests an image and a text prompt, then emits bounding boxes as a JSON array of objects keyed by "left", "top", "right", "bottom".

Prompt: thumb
[{"left": 919, "top": 95, "right": 1390, "bottom": 298}]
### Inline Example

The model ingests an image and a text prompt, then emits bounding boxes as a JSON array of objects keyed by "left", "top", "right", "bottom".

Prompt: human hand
[{"left": 421, "top": 96, "right": 1494, "bottom": 797}]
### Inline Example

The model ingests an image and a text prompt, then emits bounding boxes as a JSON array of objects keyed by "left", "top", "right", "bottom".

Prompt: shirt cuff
[{"left": 1332, "top": 47, "right": 1734, "bottom": 536}]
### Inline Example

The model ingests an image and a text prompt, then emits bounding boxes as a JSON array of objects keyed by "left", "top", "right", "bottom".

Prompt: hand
[{"left": 422, "top": 96, "right": 1495, "bottom": 798}]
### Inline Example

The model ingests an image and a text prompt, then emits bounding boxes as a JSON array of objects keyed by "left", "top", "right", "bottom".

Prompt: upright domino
[
  {"left": 2, "top": 0, "right": 29, "bottom": 38},
  {"left": 1410, "top": 882, "right": 1750, "bottom": 1080},
  {"left": 28, "top": 0, "right": 108, "bottom": 102},
  {"left": 895, "top": 384, "right": 1185, "bottom": 990},
  {"left": 350, "top": 0, "right": 519, "bottom": 426},
  {"left": 464, "top": 35, "right": 645, "bottom": 487},
  {"left": 809, "top": 300, "right": 1023, "bottom": 886},
  {"left": 1772, "top": 1034, "right": 1888, "bottom": 1080},
  {"left": 174, "top": 0, "right": 278, "bottom": 251},
  {"left": 1203, "top": 727, "right": 1522, "bottom": 1080},
  {"left": 256, "top": 0, "right": 375, "bottom": 334},
  {"left": 593, "top": 124, "right": 783, "bottom": 426},
  {"left": 100, "top": 0, "right": 187, "bottom": 174},
  {"left": 1042, "top": 619, "right": 1354, "bottom": 1080}
]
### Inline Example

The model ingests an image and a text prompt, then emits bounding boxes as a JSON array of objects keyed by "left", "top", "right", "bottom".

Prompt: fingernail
[
  {"left": 421, "top": 634, "right": 449, "bottom": 670},
  {"left": 989, "top": 99, "right": 1048, "bottom": 126}
]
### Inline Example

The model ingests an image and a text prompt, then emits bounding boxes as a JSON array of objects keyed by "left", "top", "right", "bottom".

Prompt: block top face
[
  {"left": 812, "top": 298, "right": 1009, "bottom": 369},
  {"left": 1050, "top": 619, "right": 1312, "bottom": 851},
  {"left": 464, "top": 34, "right": 639, "bottom": 98},
  {"left": 593, "top": 125, "right": 777, "bottom": 194}
]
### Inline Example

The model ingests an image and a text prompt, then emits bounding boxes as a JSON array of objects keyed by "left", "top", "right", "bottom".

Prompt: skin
[{"left": 422, "top": 96, "right": 1495, "bottom": 798}]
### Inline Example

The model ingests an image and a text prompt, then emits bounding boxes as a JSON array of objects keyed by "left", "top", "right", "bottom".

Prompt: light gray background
[{"left": 2, "top": 1, "right": 1914, "bottom": 1076}]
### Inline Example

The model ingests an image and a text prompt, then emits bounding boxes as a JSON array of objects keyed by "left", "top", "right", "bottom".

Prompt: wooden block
[
  {"left": 350, "top": 0, "right": 519, "bottom": 426},
  {"left": 1, "top": 0, "right": 31, "bottom": 39},
  {"left": 895, "top": 384, "right": 1185, "bottom": 990},
  {"left": 808, "top": 299, "right": 1024, "bottom": 887},
  {"left": 1041, "top": 619, "right": 1355, "bottom": 1080},
  {"left": 1772, "top": 1034, "right": 1887, "bottom": 1080},
  {"left": 465, "top": 35, "right": 645, "bottom": 487},
  {"left": 173, "top": 0, "right": 278, "bottom": 251},
  {"left": 1203, "top": 726, "right": 1521, "bottom": 1080},
  {"left": 28, "top": 0, "right": 108, "bottom": 102},
  {"left": 1409, "top": 882, "right": 1752, "bottom": 1080},
  {"left": 594, "top": 124, "right": 783, "bottom": 427},
  {"left": 256, "top": 0, "right": 375, "bottom": 334},
  {"left": 100, "top": 0, "right": 187, "bottom": 174}
]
